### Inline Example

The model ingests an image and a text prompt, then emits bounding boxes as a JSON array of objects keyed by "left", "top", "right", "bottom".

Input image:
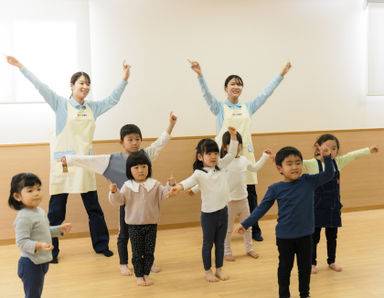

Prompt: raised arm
[
  {"left": 246, "top": 61, "right": 291, "bottom": 115},
  {"left": 246, "top": 149, "right": 271, "bottom": 172},
  {"left": 188, "top": 59, "right": 222, "bottom": 116},
  {"left": 6, "top": 56, "right": 64, "bottom": 111},
  {"left": 336, "top": 146, "right": 377, "bottom": 170},
  {"left": 144, "top": 112, "right": 176, "bottom": 161},
  {"left": 218, "top": 126, "right": 239, "bottom": 169},
  {"left": 88, "top": 60, "right": 130, "bottom": 119}
]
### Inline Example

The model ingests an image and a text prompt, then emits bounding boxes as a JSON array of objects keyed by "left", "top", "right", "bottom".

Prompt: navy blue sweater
[{"left": 242, "top": 156, "right": 334, "bottom": 239}]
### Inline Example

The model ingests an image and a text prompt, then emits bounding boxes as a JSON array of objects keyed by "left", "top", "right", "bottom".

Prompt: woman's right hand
[
  {"left": 6, "top": 56, "right": 23, "bottom": 69},
  {"left": 187, "top": 59, "right": 203, "bottom": 77}
]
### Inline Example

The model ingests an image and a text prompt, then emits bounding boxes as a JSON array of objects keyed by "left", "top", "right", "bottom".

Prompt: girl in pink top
[{"left": 109, "top": 151, "right": 175, "bottom": 286}]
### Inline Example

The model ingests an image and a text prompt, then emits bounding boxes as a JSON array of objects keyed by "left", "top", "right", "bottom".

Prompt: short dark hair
[
  {"left": 126, "top": 150, "right": 152, "bottom": 180},
  {"left": 220, "top": 131, "right": 242, "bottom": 158},
  {"left": 224, "top": 75, "right": 243, "bottom": 87},
  {"left": 275, "top": 146, "right": 303, "bottom": 167},
  {"left": 120, "top": 124, "right": 142, "bottom": 141},
  {"left": 8, "top": 173, "right": 42, "bottom": 210},
  {"left": 193, "top": 138, "right": 220, "bottom": 172},
  {"left": 314, "top": 134, "right": 340, "bottom": 156}
]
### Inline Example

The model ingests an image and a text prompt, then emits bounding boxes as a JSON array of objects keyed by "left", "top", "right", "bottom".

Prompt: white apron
[
  {"left": 216, "top": 104, "right": 258, "bottom": 185},
  {"left": 49, "top": 102, "right": 97, "bottom": 195}
]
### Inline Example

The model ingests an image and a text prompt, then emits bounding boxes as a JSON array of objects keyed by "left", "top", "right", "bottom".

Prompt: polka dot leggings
[{"left": 127, "top": 224, "right": 157, "bottom": 277}]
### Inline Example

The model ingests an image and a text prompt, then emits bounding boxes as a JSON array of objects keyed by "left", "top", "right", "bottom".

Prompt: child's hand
[
  {"left": 108, "top": 179, "right": 118, "bottom": 193},
  {"left": 228, "top": 126, "right": 237, "bottom": 139},
  {"left": 165, "top": 185, "right": 183, "bottom": 197},
  {"left": 233, "top": 224, "right": 246, "bottom": 235},
  {"left": 122, "top": 59, "right": 131, "bottom": 81},
  {"left": 60, "top": 223, "right": 72, "bottom": 234},
  {"left": 169, "top": 112, "right": 177, "bottom": 126},
  {"left": 280, "top": 61, "right": 292, "bottom": 77},
  {"left": 317, "top": 143, "right": 331, "bottom": 157},
  {"left": 187, "top": 59, "right": 202, "bottom": 77},
  {"left": 168, "top": 173, "right": 176, "bottom": 186},
  {"left": 36, "top": 242, "right": 54, "bottom": 252},
  {"left": 264, "top": 148, "right": 272, "bottom": 156},
  {"left": 60, "top": 156, "right": 67, "bottom": 166},
  {"left": 270, "top": 153, "right": 276, "bottom": 163},
  {"left": 185, "top": 189, "right": 195, "bottom": 196},
  {"left": 370, "top": 145, "right": 379, "bottom": 153}
]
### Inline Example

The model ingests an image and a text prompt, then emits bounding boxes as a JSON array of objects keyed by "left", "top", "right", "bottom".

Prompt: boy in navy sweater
[{"left": 235, "top": 145, "right": 333, "bottom": 298}]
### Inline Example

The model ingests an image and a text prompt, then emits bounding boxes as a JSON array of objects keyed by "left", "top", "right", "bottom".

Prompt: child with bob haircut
[
  {"left": 9, "top": 173, "right": 72, "bottom": 298},
  {"left": 167, "top": 127, "right": 238, "bottom": 283},
  {"left": 61, "top": 112, "right": 177, "bottom": 275},
  {"left": 108, "top": 151, "right": 176, "bottom": 287},
  {"left": 235, "top": 145, "right": 333, "bottom": 298},
  {"left": 302, "top": 133, "right": 379, "bottom": 274}
]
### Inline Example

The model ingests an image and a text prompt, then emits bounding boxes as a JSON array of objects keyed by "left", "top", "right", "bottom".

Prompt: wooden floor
[{"left": 1, "top": 209, "right": 384, "bottom": 298}]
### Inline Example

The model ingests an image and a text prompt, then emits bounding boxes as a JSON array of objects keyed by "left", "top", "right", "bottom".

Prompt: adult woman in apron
[
  {"left": 188, "top": 59, "right": 291, "bottom": 241},
  {"left": 6, "top": 56, "right": 130, "bottom": 262}
]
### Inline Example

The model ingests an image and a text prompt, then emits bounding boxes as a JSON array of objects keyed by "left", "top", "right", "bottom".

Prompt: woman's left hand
[
  {"left": 280, "top": 61, "right": 292, "bottom": 77},
  {"left": 122, "top": 60, "right": 131, "bottom": 81}
]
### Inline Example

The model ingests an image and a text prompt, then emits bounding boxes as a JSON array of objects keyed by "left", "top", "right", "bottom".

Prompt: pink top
[{"left": 109, "top": 178, "right": 171, "bottom": 225}]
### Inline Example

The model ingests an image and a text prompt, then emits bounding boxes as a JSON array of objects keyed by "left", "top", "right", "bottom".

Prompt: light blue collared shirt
[
  {"left": 198, "top": 75, "right": 283, "bottom": 132},
  {"left": 21, "top": 67, "right": 128, "bottom": 136}
]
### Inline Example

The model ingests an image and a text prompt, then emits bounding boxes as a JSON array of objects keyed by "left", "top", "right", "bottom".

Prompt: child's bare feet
[
  {"left": 151, "top": 264, "right": 161, "bottom": 273},
  {"left": 215, "top": 268, "right": 229, "bottom": 281},
  {"left": 120, "top": 264, "right": 132, "bottom": 276},
  {"left": 143, "top": 275, "right": 153, "bottom": 286},
  {"left": 224, "top": 254, "right": 236, "bottom": 262},
  {"left": 311, "top": 265, "right": 318, "bottom": 274},
  {"left": 136, "top": 277, "right": 146, "bottom": 286},
  {"left": 205, "top": 269, "right": 219, "bottom": 282},
  {"left": 247, "top": 250, "right": 260, "bottom": 259},
  {"left": 329, "top": 263, "right": 342, "bottom": 272}
]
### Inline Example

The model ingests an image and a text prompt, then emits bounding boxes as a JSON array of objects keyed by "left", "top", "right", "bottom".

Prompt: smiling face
[
  {"left": 277, "top": 154, "right": 303, "bottom": 182},
  {"left": 70, "top": 75, "right": 90, "bottom": 104},
  {"left": 130, "top": 164, "right": 149, "bottom": 182},
  {"left": 225, "top": 77, "right": 243, "bottom": 103},
  {"left": 14, "top": 184, "right": 42, "bottom": 209}
]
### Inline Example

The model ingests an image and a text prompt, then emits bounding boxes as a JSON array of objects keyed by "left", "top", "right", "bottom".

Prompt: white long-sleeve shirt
[
  {"left": 226, "top": 153, "right": 270, "bottom": 201},
  {"left": 180, "top": 139, "right": 238, "bottom": 213}
]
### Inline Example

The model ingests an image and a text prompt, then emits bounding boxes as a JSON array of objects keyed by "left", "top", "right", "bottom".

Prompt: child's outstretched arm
[
  {"left": 336, "top": 145, "right": 379, "bottom": 171},
  {"left": 145, "top": 112, "right": 177, "bottom": 161},
  {"left": 60, "top": 154, "right": 111, "bottom": 175},
  {"left": 247, "top": 148, "right": 272, "bottom": 172}
]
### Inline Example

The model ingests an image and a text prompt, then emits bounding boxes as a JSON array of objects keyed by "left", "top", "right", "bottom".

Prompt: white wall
[{"left": 1, "top": 0, "right": 383, "bottom": 144}]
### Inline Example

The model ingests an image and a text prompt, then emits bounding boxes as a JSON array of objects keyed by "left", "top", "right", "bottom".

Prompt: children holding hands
[{"left": 108, "top": 151, "right": 176, "bottom": 286}]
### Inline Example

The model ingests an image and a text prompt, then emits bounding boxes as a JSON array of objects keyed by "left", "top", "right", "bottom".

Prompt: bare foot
[
  {"left": 329, "top": 263, "right": 342, "bottom": 272},
  {"left": 215, "top": 268, "right": 229, "bottom": 281},
  {"left": 143, "top": 275, "right": 153, "bottom": 286},
  {"left": 120, "top": 264, "right": 132, "bottom": 276},
  {"left": 136, "top": 277, "right": 145, "bottom": 286},
  {"left": 205, "top": 269, "right": 219, "bottom": 282},
  {"left": 311, "top": 265, "right": 318, "bottom": 274},
  {"left": 247, "top": 250, "right": 260, "bottom": 259},
  {"left": 224, "top": 254, "right": 236, "bottom": 262},
  {"left": 151, "top": 264, "right": 161, "bottom": 273}
]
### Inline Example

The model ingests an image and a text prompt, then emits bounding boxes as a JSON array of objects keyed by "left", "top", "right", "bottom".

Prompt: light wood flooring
[{"left": 1, "top": 209, "right": 384, "bottom": 298}]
